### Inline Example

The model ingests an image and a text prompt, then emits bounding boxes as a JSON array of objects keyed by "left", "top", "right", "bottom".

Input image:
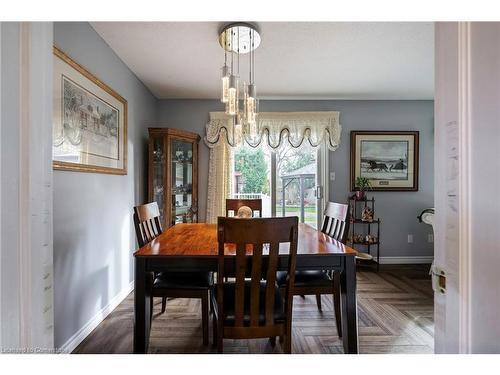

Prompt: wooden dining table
[{"left": 133, "top": 222, "right": 359, "bottom": 354}]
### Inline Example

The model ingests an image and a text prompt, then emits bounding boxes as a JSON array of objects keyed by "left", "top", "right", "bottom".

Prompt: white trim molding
[
  {"left": 18, "top": 21, "right": 33, "bottom": 349},
  {"left": 59, "top": 281, "right": 134, "bottom": 354},
  {"left": 0, "top": 21, "right": 3, "bottom": 350},
  {"left": 378, "top": 256, "right": 434, "bottom": 265},
  {"left": 0, "top": 22, "right": 54, "bottom": 352},
  {"left": 457, "top": 21, "right": 472, "bottom": 354}
]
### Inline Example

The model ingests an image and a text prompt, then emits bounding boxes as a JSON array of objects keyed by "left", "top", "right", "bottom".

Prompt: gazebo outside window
[{"left": 280, "top": 163, "right": 316, "bottom": 225}]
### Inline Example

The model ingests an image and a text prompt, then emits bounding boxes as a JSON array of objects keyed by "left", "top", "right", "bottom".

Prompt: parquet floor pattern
[{"left": 74, "top": 265, "right": 434, "bottom": 354}]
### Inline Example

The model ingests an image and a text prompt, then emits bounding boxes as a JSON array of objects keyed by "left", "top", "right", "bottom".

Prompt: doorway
[{"left": 230, "top": 141, "right": 327, "bottom": 229}]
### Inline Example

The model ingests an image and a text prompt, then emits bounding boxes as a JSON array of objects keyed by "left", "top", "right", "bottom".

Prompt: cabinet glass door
[
  {"left": 171, "top": 139, "right": 195, "bottom": 225},
  {"left": 152, "top": 136, "right": 166, "bottom": 225}
]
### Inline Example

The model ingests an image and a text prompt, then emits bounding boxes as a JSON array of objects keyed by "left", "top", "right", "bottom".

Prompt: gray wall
[
  {"left": 157, "top": 99, "right": 434, "bottom": 258},
  {"left": 53, "top": 22, "right": 157, "bottom": 348}
]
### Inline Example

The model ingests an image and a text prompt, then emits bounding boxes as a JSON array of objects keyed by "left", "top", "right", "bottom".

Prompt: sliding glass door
[
  {"left": 231, "top": 144, "right": 272, "bottom": 217},
  {"left": 230, "top": 142, "right": 327, "bottom": 228}
]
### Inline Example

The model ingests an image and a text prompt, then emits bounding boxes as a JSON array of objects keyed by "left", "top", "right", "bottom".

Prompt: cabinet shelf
[
  {"left": 355, "top": 252, "right": 374, "bottom": 261},
  {"left": 349, "top": 196, "right": 375, "bottom": 203},
  {"left": 351, "top": 241, "right": 379, "bottom": 245},
  {"left": 351, "top": 219, "right": 380, "bottom": 224}
]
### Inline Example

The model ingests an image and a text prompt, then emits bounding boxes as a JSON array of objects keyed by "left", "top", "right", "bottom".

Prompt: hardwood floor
[{"left": 73, "top": 264, "right": 434, "bottom": 354}]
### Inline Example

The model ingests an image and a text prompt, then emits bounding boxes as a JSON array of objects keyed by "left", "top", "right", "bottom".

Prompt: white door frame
[
  {"left": 456, "top": 22, "right": 472, "bottom": 353},
  {"left": 316, "top": 140, "right": 329, "bottom": 224},
  {"left": 0, "top": 21, "right": 3, "bottom": 350},
  {"left": 434, "top": 21, "right": 473, "bottom": 354},
  {"left": 0, "top": 22, "right": 54, "bottom": 351}
]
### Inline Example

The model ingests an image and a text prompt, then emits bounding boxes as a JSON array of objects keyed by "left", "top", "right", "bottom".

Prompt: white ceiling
[{"left": 91, "top": 22, "right": 434, "bottom": 100}]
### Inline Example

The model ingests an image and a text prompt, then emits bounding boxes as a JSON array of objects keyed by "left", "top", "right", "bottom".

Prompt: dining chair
[
  {"left": 212, "top": 216, "right": 299, "bottom": 353},
  {"left": 133, "top": 202, "right": 213, "bottom": 345},
  {"left": 225, "top": 198, "right": 262, "bottom": 217},
  {"left": 276, "top": 201, "right": 349, "bottom": 338}
]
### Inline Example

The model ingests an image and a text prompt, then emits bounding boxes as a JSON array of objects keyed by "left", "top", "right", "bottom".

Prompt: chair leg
[
  {"left": 213, "top": 306, "right": 223, "bottom": 352},
  {"left": 284, "top": 320, "right": 292, "bottom": 354},
  {"left": 333, "top": 272, "right": 342, "bottom": 338},
  {"left": 212, "top": 310, "right": 217, "bottom": 348},
  {"left": 201, "top": 292, "right": 209, "bottom": 345},
  {"left": 217, "top": 325, "right": 223, "bottom": 354},
  {"left": 315, "top": 294, "right": 322, "bottom": 311},
  {"left": 269, "top": 336, "right": 276, "bottom": 347},
  {"left": 161, "top": 297, "right": 167, "bottom": 314},
  {"left": 150, "top": 295, "right": 154, "bottom": 322}
]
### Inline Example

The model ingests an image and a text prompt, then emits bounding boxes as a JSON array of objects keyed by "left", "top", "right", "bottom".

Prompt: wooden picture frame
[
  {"left": 52, "top": 46, "right": 128, "bottom": 175},
  {"left": 350, "top": 131, "right": 419, "bottom": 191}
]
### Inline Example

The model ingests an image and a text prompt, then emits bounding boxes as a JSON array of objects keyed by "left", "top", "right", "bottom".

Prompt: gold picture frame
[
  {"left": 350, "top": 131, "right": 419, "bottom": 191},
  {"left": 52, "top": 46, "right": 128, "bottom": 175}
]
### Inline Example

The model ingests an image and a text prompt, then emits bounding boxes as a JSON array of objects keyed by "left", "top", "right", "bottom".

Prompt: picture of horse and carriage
[
  {"left": 350, "top": 131, "right": 419, "bottom": 191},
  {"left": 360, "top": 140, "right": 409, "bottom": 180}
]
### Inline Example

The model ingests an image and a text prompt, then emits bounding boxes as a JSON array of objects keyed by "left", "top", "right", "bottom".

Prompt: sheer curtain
[{"left": 205, "top": 115, "right": 233, "bottom": 223}]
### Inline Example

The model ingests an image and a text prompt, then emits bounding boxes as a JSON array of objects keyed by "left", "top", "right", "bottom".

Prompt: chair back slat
[
  {"left": 332, "top": 220, "right": 342, "bottom": 240},
  {"left": 226, "top": 199, "right": 263, "bottom": 217},
  {"left": 133, "top": 202, "right": 163, "bottom": 247},
  {"left": 321, "top": 202, "right": 350, "bottom": 243},
  {"left": 217, "top": 216, "right": 298, "bottom": 331},
  {"left": 249, "top": 243, "right": 263, "bottom": 326},
  {"left": 265, "top": 241, "right": 279, "bottom": 326},
  {"left": 234, "top": 242, "right": 246, "bottom": 326}
]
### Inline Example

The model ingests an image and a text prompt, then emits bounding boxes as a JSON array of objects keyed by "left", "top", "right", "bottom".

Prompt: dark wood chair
[
  {"left": 133, "top": 202, "right": 213, "bottom": 345},
  {"left": 225, "top": 198, "right": 262, "bottom": 217},
  {"left": 277, "top": 201, "right": 350, "bottom": 338},
  {"left": 212, "top": 216, "right": 299, "bottom": 353}
]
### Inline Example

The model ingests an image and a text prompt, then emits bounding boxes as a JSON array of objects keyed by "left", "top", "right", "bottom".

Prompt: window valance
[{"left": 205, "top": 111, "right": 341, "bottom": 150}]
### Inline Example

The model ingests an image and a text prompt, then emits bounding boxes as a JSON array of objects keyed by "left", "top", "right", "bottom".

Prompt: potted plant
[{"left": 354, "top": 177, "right": 371, "bottom": 200}]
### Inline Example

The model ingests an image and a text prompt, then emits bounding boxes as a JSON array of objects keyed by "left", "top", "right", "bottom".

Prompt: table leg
[
  {"left": 134, "top": 257, "right": 151, "bottom": 354},
  {"left": 340, "top": 255, "right": 359, "bottom": 354}
]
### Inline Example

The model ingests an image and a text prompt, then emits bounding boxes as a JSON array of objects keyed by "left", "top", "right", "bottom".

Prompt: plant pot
[{"left": 355, "top": 190, "right": 366, "bottom": 200}]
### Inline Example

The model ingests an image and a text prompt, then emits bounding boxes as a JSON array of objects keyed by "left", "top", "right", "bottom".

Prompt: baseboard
[
  {"left": 59, "top": 280, "right": 134, "bottom": 354},
  {"left": 378, "top": 256, "right": 434, "bottom": 264}
]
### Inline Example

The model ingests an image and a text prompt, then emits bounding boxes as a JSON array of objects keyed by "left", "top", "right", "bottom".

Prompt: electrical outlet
[
  {"left": 428, "top": 234, "right": 434, "bottom": 243},
  {"left": 330, "top": 172, "right": 335, "bottom": 181},
  {"left": 407, "top": 234, "right": 414, "bottom": 243}
]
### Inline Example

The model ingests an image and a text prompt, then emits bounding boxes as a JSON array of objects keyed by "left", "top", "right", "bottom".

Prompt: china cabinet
[{"left": 148, "top": 128, "right": 200, "bottom": 228}]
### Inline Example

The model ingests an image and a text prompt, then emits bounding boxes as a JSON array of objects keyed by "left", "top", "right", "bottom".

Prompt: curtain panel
[{"left": 205, "top": 141, "right": 232, "bottom": 224}]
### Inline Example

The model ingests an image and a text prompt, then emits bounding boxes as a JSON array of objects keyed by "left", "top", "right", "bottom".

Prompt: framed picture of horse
[{"left": 350, "top": 131, "right": 419, "bottom": 191}]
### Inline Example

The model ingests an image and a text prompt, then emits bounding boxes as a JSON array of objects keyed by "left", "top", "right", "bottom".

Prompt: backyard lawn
[
  {"left": 275, "top": 205, "right": 317, "bottom": 225},
  {"left": 276, "top": 205, "right": 316, "bottom": 213}
]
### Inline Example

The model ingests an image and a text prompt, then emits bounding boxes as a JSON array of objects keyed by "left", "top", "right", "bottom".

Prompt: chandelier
[{"left": 219, "top": 23, "right": 260, "bottom": 144}]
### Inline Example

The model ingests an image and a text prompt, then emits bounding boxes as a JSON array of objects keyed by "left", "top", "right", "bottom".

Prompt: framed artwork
[
  {"left": 53, "top": 46, "right": 127, "bottom": 174},
  {"left": 350, "top": 131, "right": 419, "bottom": 191}
]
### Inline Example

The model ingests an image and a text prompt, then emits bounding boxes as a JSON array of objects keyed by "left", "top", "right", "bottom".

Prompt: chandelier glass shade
[
  {"left": 226, "top": 74, "right": 239, "bottom": 116},
  {"left": 244, "top": 83, "right": 257, "bottom": 126},
  {"left": 218, "top": 23, "right": 260, "bottom": 145},
  {"left": 220, "top": 64, "right": 229, "bottom": 103}
]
